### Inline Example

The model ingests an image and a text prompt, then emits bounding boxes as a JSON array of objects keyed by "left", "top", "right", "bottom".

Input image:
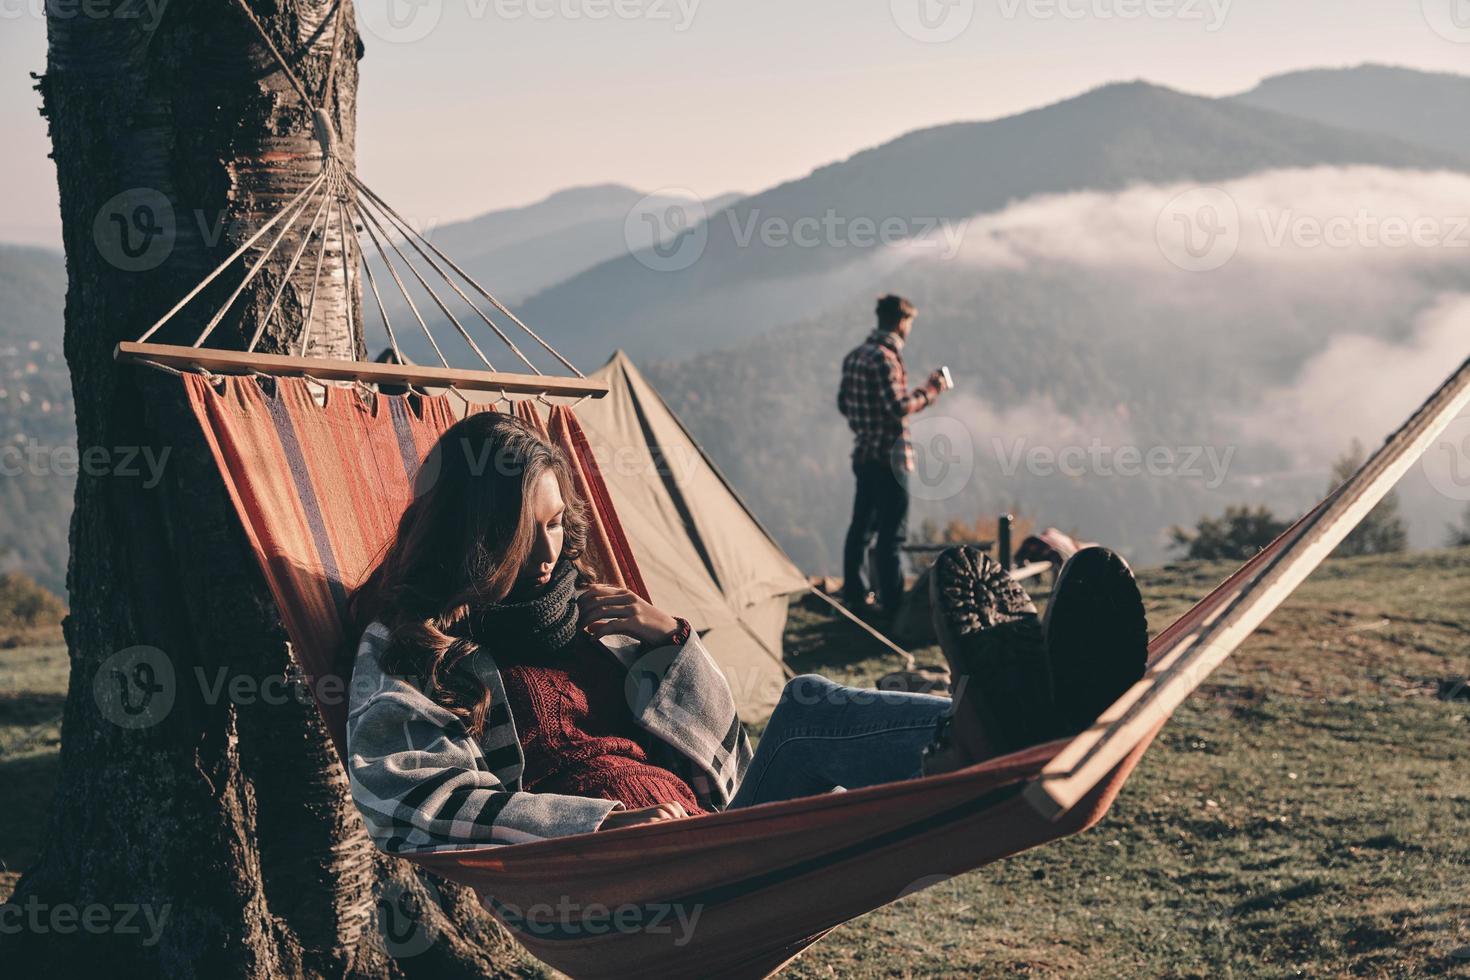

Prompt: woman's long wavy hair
[{"left": 347, "top": 411, "right": 592, "bottom": 737}]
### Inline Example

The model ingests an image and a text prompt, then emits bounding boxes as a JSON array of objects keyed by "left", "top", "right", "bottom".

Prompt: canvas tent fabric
[{"left": 571, "top": 351, "right": 810, "bottom": 718}]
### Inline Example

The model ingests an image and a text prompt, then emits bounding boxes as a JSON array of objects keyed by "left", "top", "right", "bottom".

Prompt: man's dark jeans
[{"left": 842, "top": 458, "right": 909, "bottom": 612}]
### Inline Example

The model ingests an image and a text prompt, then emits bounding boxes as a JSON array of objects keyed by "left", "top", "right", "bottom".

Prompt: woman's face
[{"left": 516, "top": 469, "right": 566, "bottom": 591}]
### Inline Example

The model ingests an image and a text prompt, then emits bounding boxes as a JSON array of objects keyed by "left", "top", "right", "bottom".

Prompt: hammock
[
  {"left": 114, "top": 6, "right": 1470, "bottom": 975},
  {"left": 177, "top": 368, "right": 1158, "bottom": 978},
  {"left": 163, "top": 355, "right": 1470, "bottom": 979}
]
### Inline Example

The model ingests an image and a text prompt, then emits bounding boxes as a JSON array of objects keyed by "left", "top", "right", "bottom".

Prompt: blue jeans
[
  {"left": 727, "top": 674, "right": 952, "bottom": 809},
  {"left": 842, "top": 459, "right": 910, "bottom": 612}
]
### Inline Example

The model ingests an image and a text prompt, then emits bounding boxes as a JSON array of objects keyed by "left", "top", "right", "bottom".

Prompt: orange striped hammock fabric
[{"left": 176, "top": 352, "right": 1470, "bottom": 980}]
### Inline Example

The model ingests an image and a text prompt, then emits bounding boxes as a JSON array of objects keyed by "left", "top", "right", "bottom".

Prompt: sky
[{"left": 2, "top": 0, "right": 1468, "bottom": 245}]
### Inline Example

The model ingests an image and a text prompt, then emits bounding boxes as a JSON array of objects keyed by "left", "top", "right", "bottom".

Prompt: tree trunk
[{"left": 2, "top": 3, "right": 527, "bottom": 977}]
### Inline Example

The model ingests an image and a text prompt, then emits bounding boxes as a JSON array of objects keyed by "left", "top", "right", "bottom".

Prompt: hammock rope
[
  {"left": 124, "top": 0, "right": 592, "bottom": 397},
  {"left": 294, "top": 171, "right": 339, "bottom": 357},
  {"left": 349, "top": 174, "right": 573, "bottom": 377},
  {"left": 228, "top": 0, "right": 323, "bottom": 111},
  {"left": 352, "top": 192, "right": 453, "bottom": 368},
  {"left": 250, "top": 173, "right": 339, "bottom": 351},
  {"left": 135, "top": 168, "right": 331, "bottom": 345}
]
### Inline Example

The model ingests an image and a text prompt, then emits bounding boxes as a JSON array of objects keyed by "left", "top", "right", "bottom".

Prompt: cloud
[
  {"left": 940, "top": 166, "right": 1470, "bottom": 276},
  {"left": 895, "top": 166, "right": 1470, "bottom": 549},
  {"left": 1234, "top": 292, "right": 1470, "bottom": 467}
]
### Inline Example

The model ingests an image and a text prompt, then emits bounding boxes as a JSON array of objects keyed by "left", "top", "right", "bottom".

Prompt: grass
[
  {"left": 1, "top": 552, "right": 1466, "bottom": 976},
  {"left": 777, "top": 548, "right": 1470, "bottom": 978},
  {"left": 0, "top": 633, "right": 66, "bottom": 900}
]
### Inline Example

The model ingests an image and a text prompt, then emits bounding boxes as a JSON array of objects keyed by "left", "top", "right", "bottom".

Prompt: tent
[{"left": 571, "top": 350, "right": 809, "bottom": 718}]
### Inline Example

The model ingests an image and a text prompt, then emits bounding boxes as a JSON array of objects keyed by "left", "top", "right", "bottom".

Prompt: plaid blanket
[{"left": 347, "top": 620, "right": 752, "bottom": 853}]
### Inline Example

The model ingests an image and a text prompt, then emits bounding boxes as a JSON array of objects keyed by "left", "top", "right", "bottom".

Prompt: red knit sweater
[{"left": 499, "top": 624, "right": 707, "bottom": 815}]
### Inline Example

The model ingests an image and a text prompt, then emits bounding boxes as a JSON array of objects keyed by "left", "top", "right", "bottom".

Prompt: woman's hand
[
  {"left": 577, "top": 584, "right": 680, "bottom": 646},
  {"left": 598, "top": 802, "right": 689, "bottom": 830}
]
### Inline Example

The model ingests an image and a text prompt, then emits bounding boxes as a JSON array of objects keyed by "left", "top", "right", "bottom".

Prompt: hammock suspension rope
[{"left": 118, "top": 0, "right": 606, "bottom": 400}]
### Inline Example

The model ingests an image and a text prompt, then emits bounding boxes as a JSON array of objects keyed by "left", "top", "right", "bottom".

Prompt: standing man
[{"left": 837, "top": 294, "right": 947, "bottom": 620}]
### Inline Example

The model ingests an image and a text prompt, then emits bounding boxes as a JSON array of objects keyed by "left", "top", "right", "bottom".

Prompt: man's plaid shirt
[{"left": 837, "top": 329, "right": 940, "bottom": 472}]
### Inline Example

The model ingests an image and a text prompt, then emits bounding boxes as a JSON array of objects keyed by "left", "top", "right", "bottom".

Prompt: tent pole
[{"left": 806, "top": 586, "right": 916, "bottom": 670}]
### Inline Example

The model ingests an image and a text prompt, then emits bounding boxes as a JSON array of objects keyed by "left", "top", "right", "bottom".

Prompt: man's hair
[{"left": 875, "top": 294, "right": 916, "bottom": 332}]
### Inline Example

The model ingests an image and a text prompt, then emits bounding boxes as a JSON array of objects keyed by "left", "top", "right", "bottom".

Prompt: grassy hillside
[
  {"left": 3, "top": 549, "right": 1466, "bottom": 976},
  {"left": 780, "top": 548, "right": 1470, "bottom": 978}
]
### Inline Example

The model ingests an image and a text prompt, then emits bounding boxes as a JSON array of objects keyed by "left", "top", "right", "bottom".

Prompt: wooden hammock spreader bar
[
  {"left": 115, "top": 341, "right": 610, "bottom": 398},
  {"left": 1025, "top": 351, "right": 1470, "bottom": 820}
]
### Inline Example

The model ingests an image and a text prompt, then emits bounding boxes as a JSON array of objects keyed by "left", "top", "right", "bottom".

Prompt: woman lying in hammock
[{"left": 345, "top": 412, "right": 1149, "bottom": 853}]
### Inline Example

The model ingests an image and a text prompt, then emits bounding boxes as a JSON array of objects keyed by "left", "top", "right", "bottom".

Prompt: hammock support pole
[{"left": 116, "top": 341, "right": 611, "bottom": 399}]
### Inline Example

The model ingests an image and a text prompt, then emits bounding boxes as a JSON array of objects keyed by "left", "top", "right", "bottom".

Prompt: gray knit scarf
[{"left": 466, "top": 558, "right": 581, "bottom": 662}]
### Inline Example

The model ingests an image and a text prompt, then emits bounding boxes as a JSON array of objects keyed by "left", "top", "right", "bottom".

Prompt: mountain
[
  {"left": 362, "top": 185, "right": 741, "bottom": 360},
  {"left": 1232, "top": 64, "right": 1470, "bottom": 159},
  {"left": 0, "top": 245, "right": 72, "bottom": 598},
  {"left": 521, "top": 80, "right": 1469, "bottom": 371},
  {"left": 0, "top": 245, "right": 67, "bottom": 348},
  {"left": 7, "top": 68, "right": 1470, "bottom": 592}
]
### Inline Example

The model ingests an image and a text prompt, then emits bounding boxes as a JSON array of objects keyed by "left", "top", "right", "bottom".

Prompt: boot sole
[
  {"left": 1042, "top": 547, "right": 1149, "bottom": 735},
  {"left": 929, "top": 548, "right": 1054, "bottom": 758}
]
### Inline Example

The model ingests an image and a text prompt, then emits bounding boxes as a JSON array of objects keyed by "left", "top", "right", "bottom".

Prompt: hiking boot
[
  {"left": 1042, "top": 547, "right": 1150, "bottom": 735},
  {"left": 921, "top": 547, "right": 1053, "bottom": 775}
]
